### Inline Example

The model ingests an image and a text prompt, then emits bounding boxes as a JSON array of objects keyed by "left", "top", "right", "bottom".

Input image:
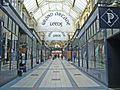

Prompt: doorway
[{"left": 107, "top": 33, "right": 120, "bottom": 88}]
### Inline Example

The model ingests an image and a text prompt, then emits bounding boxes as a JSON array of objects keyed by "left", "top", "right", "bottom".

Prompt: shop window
[
  {"left": 83, "top": 31, "right": 86, "bottom": 43},
  {"left": 82, "top": 45, "right": 87, "bottom": 70},
  {"left": 2, "top": 28, "right": 11, "bottom": 71},
  {"left": 94, "top": 31, "right": 105, "bottom": 69},
  {"left": 87, "top": 29, "right": 89, "bottom": 40},
  {"left": 15, "top": 25, "right": 19, "bottom": 36},
  {"left": 89, "top": 27, "right": 91, "bottom": 39},
  {"left": 96, "top": 20, "right": 99, "bottom": 33},
  {"left": 88, "top": 38, "right": 95, "bottom": 69},
  {"left": 3, "top": 13, "right": 8, "bottom": 29},
  {"left": 91, "top": 24, "right": 94, "bottom": 37},
  {"left": 11, "top": 34, "right": 18, "bottom": 70},
  {"left": 12, "top": 22, "right": 15, "bottom": 34},
  {"left": 93, "top": 21, "right": 96, "bottom": 35},
  {"left": 8, "top": 18, "right": 12, "bottom": 31}
]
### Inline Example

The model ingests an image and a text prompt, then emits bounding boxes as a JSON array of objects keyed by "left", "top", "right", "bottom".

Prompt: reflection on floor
[{"left": 0, "top": 59, "right": 108, "bottom": 90}]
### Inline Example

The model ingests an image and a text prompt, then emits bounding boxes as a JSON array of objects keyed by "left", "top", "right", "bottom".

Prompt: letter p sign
[
  {"left": 101, "top": 9, "right": 119, "bottom": 27},
  {"left": 107, "top": 13, "right": 114, "bottom": 23}
]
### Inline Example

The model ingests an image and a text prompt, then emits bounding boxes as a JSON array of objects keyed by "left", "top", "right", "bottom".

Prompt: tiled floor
[{"left": 0, "top": 59, "right": 109, "bottom": 90}]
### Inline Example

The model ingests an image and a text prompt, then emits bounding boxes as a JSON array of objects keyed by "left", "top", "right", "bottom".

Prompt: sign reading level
[{"left": 99, "top": 7, "right": 120, "bottom": 28}]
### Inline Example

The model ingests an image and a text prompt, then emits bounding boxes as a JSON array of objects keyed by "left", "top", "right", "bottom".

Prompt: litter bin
[{"left": 18, "top": 70, "right": 22, "bottom": 76}]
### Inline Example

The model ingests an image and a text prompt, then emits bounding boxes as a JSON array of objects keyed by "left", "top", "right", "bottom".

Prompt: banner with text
[{"left": 37, "top": 11, "right": 75, "bottom": 32}]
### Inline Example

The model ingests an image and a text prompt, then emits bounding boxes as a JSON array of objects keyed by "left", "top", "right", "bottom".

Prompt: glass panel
[
  {"left": 70, "top": 9, "right": 78, "bottom": 19},
  {"left": 82, "top": 44, "right": 87, "bottom": 70},
  {"left": 24, "top": 0, "right": 37, "bottom": 12},
  {"left": 37, "top": 0, "right": 44, "bottom": 5},
  {"left": 12, "top": 22, "right": 15, "bottom": 33},
  {"left": 88, "top": 29, "right": 90, "bottom": 40},
  {"left": 87, "top": 29, "right": 89, "bottom": 40},
  {"left": 15, "top": 25, "right": 19, "bottom": 36},
  {"left": 33, "top": 38, "right": 37, "bottom": 67},
  {"left": 63, "top": 4, "right": 70, "bottom": 14},
  {"left": 73, "top": 5, "right": 82, "bottom": 13},
  {"left": 88, "top": 38, "right": 95, "bottom": 69},
  {"left": 94, "top": 31, "right": 105, "bottom": 69},
  {"left": 11, "top": 34, "right": 18, "bottom": 70},
  {"left": 96, "top": 19, "right": 99, "bottom": 32},
  {"left": 8, "top": 18, "right": 12, "bottom": 31},
  {"left": 94, "top": 21, "right": 96, "bottom": 35},
  {"left": 56, "top": 3, "right": 62, "bottom": 10},
  {"left": 2, "top": 28, "right": 11, "bottom": 71},
  {"left": 70, "top": 0, "right": 74, "bottom": 4},
  {"left": 49, "top": 3, "right": 56, "bottom": 10},
  {"left": 75, "top": 0, "right": 86, "bottom": 11},
  {"left": 26, "top": 36, "right": 32, "bottom": 70},
  {"left": 89, "top": 30, "right": 106, "bottom": 83},
  {"left": 91, "top": 25, "right": 94, "bottom": 37},
  {"left": 41, "top": 4, "right": 49, "bottom": 14},
  {"left": 3, "top": 14, "right": 8, "bottom": 29},
  {"left": 28, "top": 5, "right": 37, "bottom": 12},
  {"left": 34, "top": 9, "right": 42, "bottom": 20}
]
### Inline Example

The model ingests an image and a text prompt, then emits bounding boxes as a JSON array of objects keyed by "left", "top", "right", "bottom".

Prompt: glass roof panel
[
  {"left": 70, "top": 9, "right": 78, "bottom": 19},
  {"left": 23, "top": 0, "right": 89, "bottom": 21},
  {"left": 72, "top": 6, "right": 80, "bottom": 13},
  {"left": 75, "top": 0, "right": 87, "bottom": 11},
  {"left": 63, "top": 4, "right": 70, "bottom": 14},
  {"left": 24, "top": 0, "right": 37, "bottom": 12},
  {"left": 37, "top": 0, "right": 44, "bottom": 5},
  {"left": 66, "top": 0, "right": 73, "bottom": 5},
  {"left": 41, "top": 4, "right": 49, "bottom": 14},
  {"left": 49, "top": 3, "right": 56, "bottom": 10},
  {"left": 34, "top": 9, "right": 42, "bottom": 20},
  {"left": 28, "top": 5, "right": 37, "bottom": 12},
  {"left": 70, "top": 0, "right": 74, "bottom": 4},
  {"left": 55, "top": 3, "right": 62, "bottom": 10}
]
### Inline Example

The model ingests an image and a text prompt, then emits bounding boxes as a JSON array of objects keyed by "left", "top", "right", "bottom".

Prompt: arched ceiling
[
  {"left": 23, "top": 0, "right": 89, "bottom": 48},
  {"left": 23, "top": 0, "right": 89, "bottom": 21}
]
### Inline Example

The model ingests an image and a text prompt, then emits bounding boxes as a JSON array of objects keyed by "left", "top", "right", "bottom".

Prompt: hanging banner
[
  {"left": 45, "top": 32, "right": 68, "bottom": 41},
  {"left": 99, "top": 7, "right": 120, "bottom": 28}
]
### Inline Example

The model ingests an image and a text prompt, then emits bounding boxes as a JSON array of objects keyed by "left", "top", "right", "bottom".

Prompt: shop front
[
  {"left": 0, "top": 8, "right": 18, "bottom": 86},
  {"left": 76, "top": 6, "right": 120, "bottom": 88}
]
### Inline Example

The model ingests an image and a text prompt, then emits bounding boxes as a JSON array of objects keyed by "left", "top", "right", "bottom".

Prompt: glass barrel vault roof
[{"left": 23, "top": 0, "right": 89, "bottom": 21}]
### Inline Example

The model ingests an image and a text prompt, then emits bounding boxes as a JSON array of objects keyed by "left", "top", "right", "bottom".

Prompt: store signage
[{"left": 99, "top": 7, "right": 120, "bottom": 28}]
